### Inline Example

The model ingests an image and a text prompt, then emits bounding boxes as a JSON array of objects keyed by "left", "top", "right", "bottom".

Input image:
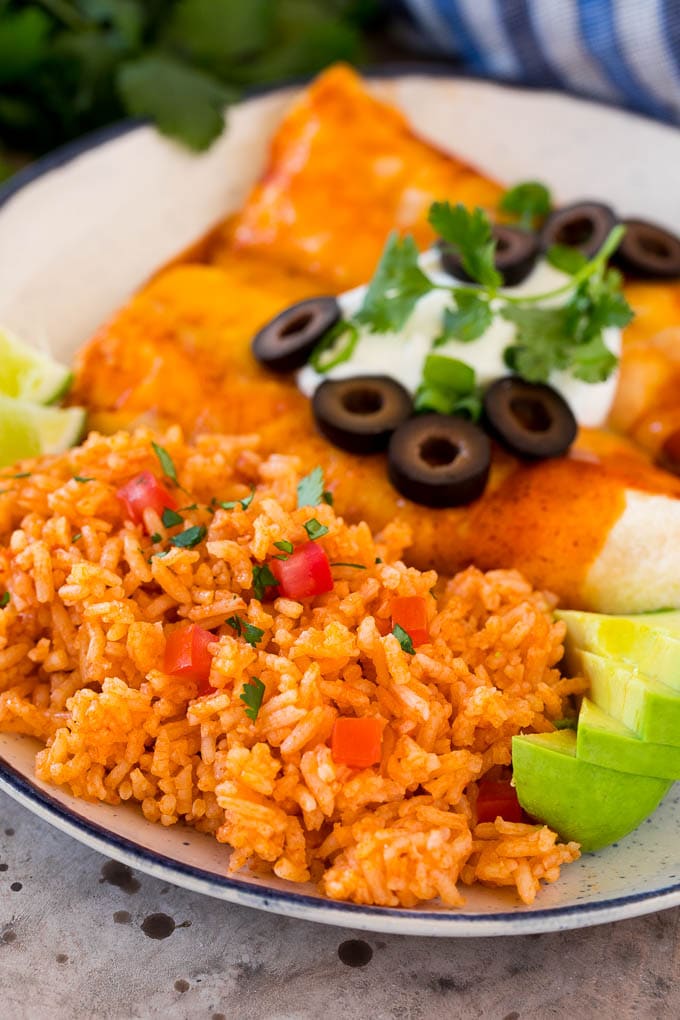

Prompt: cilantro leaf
[
  {"left": 297, "top": 466, "right": 324, "bottom": 508},
  {"left": 72, "top": 533, "right": 82, "bottom": 544},
  {"left": 322, "top": 490, "right": 334, "bottom": 506},
  {"left": 0, "top": 591, "right": 10, "bottom": 607},
  {"left": 330, "top": 562, "right": 367, "bottom": 569},
  {"left": 501, "top": 305, "right": 571, "bottom": 382},
  {"left": 434, "top": 293, "right": 492, "bottom": 345},
  {"left": 218, "top": 486, "right": 255, "bottom": 511},
  {"left": 569, "top": 335, "right": 619, "bottom": 383},
  {"left": 392, "top": 623, "right": 414, "bottom": 655},
  {"left": 169, "top": 524, "right": 206, "bottom": 549},
  {"left": 73, "top": 476, "right": 94, "bottom": 483},
  {"left": 227, "top": 616, "right": 265, "bottom": 647},
  {"left": 356, "top": 232, "right": 434, "bottom": 333},
  {"left": 150, "top": 532, "right": 162, "bottom": 544},
  {"left": 226, "top": 614, "right": 242, "bottom": 635},
  {"left": 240, "top": 676, "right": 265, "bottom": 721},
  {"left": 546, "top": 245, "right": 589, "bottom": 276},
  {"left": 252, "top": 563, "right": 279, "bottom": 601},
  {"left": 274, "top": 540, "right": 294, "bottom": 555},
  {"left": 502, "top": 262, "right": 628, "bottom": 385},
  {"left": 303, "top": 518, "right": 329, "bottom": 541},
  {"left": 428, "top": 202, "right": 501, "bottom": 289},
  {"left": 499, "top": 181, "right": 552, "bottom": 229},
  {"left": 0, "top": 8, "right": 51, "bottom": 85},
  {"left": 151, "top": 441, "right": 178, "bottom": 485},
  {"left": 161, "top": 507, "right": 184, "bottom": 528},
  {"left": 118, "top": 54, "right": 236, "bottom": 151},
  {"left": 165, "top": 0, "right": 274, "bottom": 69}
]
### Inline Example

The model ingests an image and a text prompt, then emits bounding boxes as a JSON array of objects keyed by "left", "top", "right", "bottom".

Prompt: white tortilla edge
[{"left": 584, "top": 490, "right": 680, "bottom": 613}]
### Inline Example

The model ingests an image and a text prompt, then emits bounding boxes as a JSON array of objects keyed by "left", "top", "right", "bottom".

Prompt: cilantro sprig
[
  {"left": 151, "top": 442, "right": 179, "bottom": 485},
  {"left": 356, "top": 233, "right": 433, "bottom": 333},
  {"left": 227, "top": 616, "right": 265, "bottom": 647},
  {"left": 169, "top": 524, "right": 206, "bottom": 549},
  {"left": 303, "top": 518, "right": 329, "bottom": 541},
  {"left": 499, "top": 181, "right": 552, "bottom": 230},
  {"left": 240, "top": 676, "right": 265, "bottom": 721},
  {"left": 337, "top": 200, "right": 630, "bottom": 389},
  {"left": 252, "top": 564, "right": 278, "bottom": 601},
  {"left": 429, "top": 202, "right": 502, "bottom": 289},
  {"left": 161, "top": 507, "right": 184, "bottom": 528},
  {"left": 392, "top": 623, "right": 414, "bottom": 655},
  {"left": 297, "top": 467, "right": 333, "bottom": 509},
  {"left": 217, "top": 487, "right": 255, "bottom": 512}
]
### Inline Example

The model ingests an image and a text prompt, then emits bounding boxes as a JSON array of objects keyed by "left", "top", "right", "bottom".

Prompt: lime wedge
[
  {"left": 0, "top": 394, "right": 86, "bottom": 468},
  {"left": 0, "top": 326, "right": 73, "bottom": 404}
]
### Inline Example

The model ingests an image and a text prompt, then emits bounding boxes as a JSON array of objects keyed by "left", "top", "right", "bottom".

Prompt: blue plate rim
[
  {"left": 1, "top": 66, "right": 679, "bottom": 934},
  {"left": 2, "top": 752, "right": 679, "bottom": 935}
]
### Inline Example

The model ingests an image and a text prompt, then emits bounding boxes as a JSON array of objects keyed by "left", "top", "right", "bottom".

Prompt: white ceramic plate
[{"left": 1, "top": 73, "right": 679, "bottom": 936}]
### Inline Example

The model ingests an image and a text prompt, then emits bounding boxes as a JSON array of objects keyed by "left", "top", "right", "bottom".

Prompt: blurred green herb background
[{"left": 0, "top": 0, "right": 383, "bottom": 181}]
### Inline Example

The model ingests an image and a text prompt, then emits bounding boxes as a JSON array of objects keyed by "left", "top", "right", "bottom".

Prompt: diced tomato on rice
[{"left": 0, "top": 426, "right": 583, "bottom": 907}]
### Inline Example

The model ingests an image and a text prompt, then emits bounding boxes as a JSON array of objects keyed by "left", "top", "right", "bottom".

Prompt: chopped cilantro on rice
[{"left": 0, "top": 426, "right": 583, "bottom": 907}]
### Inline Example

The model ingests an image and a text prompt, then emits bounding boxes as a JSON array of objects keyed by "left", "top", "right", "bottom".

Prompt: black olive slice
[
  {"left": 483, "top": 377, "right": 577, "bottom": 460},
  {"left": 439, "top": 225, "right": 539, "bottom": 286},
  {"left": 612, "top": 218, "right": 680, "bottom": 280},
  {"left": 252, "top": 297, "right": 340, "bottom": 373},
  {"left": 540, "top": 201, "right": 618, "bottom": 260},
  {"left": 312, "top": 376, "right": 413, "bottom": 454},
  {"left": 387, "top": 414, "right": 491, "bottom": 507}
]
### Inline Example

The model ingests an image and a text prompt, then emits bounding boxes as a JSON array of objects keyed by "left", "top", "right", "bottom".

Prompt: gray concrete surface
[{"left": 1, "top": 788, "right": 678, "bottom": 1020}]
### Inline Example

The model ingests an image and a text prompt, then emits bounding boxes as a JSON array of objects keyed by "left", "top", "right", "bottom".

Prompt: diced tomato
[
  {"left": 476, "top": 779, "right": 523, "bottom": 824},
  {"left": 117, "top": 471, "right": 177, "bottom": 529},
  {"left": 331, "top": 716, "right": 383, "bottom": 768},
  {"left": 164, "top": 624, "right": 214, "bottom": 695},
  {"left": 270, "top": 542, "right": 333, "bottom": 600},
  {"left": 390, "top": 595, "right": 429, "bottom": 647}
]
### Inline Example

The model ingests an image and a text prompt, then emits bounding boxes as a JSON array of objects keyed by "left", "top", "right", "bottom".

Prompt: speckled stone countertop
[{"left": 1, "top": 789, "right": 678, "bottom": 1020}]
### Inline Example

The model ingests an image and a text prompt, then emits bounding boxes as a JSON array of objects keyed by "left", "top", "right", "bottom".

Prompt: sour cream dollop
[{"left": 297, "top": 250, "right": 621, "bottom": 428}]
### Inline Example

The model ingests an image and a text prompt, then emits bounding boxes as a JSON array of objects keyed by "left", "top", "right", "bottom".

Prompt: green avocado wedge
[
  {"left": 512, "top": 730, "right": 672, "bottom": 852},
  {"left": 557, "top": 608, "right": 680, "bottom": 692},
  {"left": 577, "top": 698, "right": 680, "bottom": 780},
  {"left": 567, "top": 648, "right": 680, "bottom": 746}
]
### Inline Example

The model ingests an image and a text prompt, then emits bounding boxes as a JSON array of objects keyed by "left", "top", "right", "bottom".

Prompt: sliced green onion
[
  {"left": 414, "top": 385, "right": 457, "bottom": 416},
  {"left": 309, "top": 320, "right": 359, "bottom": 374},
  {"left": 422, "top": 354, "right": 475, "bottom": 395}
]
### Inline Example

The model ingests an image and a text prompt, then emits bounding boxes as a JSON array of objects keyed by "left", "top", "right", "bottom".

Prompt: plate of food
[{"left": 1, "top": 66, "right": 680, "bottom": 937}]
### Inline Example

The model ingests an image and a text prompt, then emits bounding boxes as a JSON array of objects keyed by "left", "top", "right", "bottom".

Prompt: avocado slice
[
  {"left": 512, "top": 729, "right": 672, "bottom": 852},
  {"left": 577, "top": 697, "right": 680, "bottom": 780},
  {"left": 557, "top": 608, "right": 680, "bottom": 692},
  {"left": 568, "top": 648, "right": 680, "bottom": 746}
]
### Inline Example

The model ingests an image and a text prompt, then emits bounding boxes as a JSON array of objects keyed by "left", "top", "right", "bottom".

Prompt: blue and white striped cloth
[{"left": 402, "top": 0, "right": 680, "bottom": 123}]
